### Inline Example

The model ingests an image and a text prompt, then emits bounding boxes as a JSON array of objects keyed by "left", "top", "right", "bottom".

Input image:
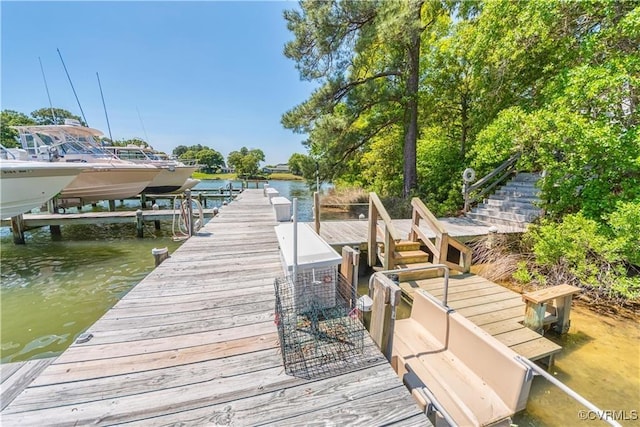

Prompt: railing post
[
  {"left": 370, "top": 273, "right": 401, "bottom": 361},
  {"left": 462, "top": 182, "right": 470, "bottom": 213},
  {"left": 185, "top": 189, "right": 193, "bottom": 236},
  {"left": 313, "top": 191, "right": 320, "bottom": 234},
  {"left": 368, "top": 194, "right": 378, "bottom": 267}
]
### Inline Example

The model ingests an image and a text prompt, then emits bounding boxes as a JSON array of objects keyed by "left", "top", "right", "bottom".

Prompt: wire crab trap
[{"left": 274, "top": 266, "right": 365, "bottom": 379}]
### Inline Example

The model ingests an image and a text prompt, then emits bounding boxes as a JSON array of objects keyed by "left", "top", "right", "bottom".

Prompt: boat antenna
[
  {"left": 136, "top": 106, "right": 151, "bottom": 147},
  {"left": 96, "top": 72, "right": 114, "bottom": 143},
  {"left": 38, "top": 57, "right": 58, "bottom": 124},
  {"left": 57, "top": 48, "right": 88, "bottom": 126}
]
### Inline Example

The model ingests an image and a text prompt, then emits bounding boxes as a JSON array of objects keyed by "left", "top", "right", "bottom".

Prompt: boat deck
[{"left": 0, "top": 189, "right": 427, "bottom": 426}]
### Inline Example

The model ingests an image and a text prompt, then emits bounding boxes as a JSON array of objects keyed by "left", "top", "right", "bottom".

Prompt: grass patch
[
  {"left": 268, "top": 173, "right": 304, "bottom": 181},
  {"left": 192, "top": 172, "right": 237, "bottom": 180}
]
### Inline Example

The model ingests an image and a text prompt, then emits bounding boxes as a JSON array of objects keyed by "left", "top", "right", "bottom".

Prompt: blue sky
[{"left": 1, "top": 1, "right": 315, "bottom": 165}]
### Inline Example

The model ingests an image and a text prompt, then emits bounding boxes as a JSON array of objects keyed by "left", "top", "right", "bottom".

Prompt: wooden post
[
  {"left": 50, "top": 225, "right": 62, "bottom": 240},
  {"left": 154, "top": 220, "right": 161, "bottom": 230},
  {"left": 524, "top": 302, "right": 546, "bottom": 334},
  {"left": 553, "top": 295, "right": 573, "bottom": 334},
  {"left": 11, "top": 214, "right": 25, "bottom": 244},
  {"left": 368, "top": 195, "right": 378, "bottom": 267},
  {"left": 340, "top": 246, "right": 360, "bottom": 309},
  {"left": 140, "top": 193, "right": 147, "bottom": 209},
  {"left": 369, "top": 274, "right": 401, "bottom": 361},
  {"left": 151, "top": 247, "right": 169, "bottom": 266},
  {"left": 313, "top": 191, "right": 320, "bottom": 234},
  {"left": 108, "top": 200, "right": 116, "bottom": 212},
  {"left": 136, "top": 209, "right": 144, "bottom": 238}
]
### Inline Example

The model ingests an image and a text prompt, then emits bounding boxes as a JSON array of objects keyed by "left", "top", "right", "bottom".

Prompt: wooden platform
[
  {"left": 312, "top": 217, "right": 526, "bottom": 248},
  {"left": 0, "top": 208, "right": 217, "bottom": 227},
  {"left": 0, "top": 189, "right": 428, "bottom": 426},
  {"left": 398, "top": 274, "right": 562, "bottom": 363}
]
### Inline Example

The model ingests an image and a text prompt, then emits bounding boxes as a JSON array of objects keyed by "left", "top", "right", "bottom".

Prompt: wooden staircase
[{"left": 368, "top": 194, "right": 472, "bottom": 282}]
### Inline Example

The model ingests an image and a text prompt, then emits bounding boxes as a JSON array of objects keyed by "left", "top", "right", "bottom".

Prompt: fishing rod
[
  {"left": 57, "top": 48, "right": 88, "bottom": 126},
  {"left": 38, "top": 57, "right": 57, "bottom": 124},
  {"left": 96, "top": 72, "right": 114, "bottom": 143}
]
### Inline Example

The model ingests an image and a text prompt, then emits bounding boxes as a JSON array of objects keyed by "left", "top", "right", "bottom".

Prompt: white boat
[
  {"left": 11, "top": 122, "right": 161, "bottom": 204},
  {"left": 0, "top": 156, "right": 86, "bottom": 219},
  {"left": 103, "top": 145, "right": 199, "bottom": 194}
]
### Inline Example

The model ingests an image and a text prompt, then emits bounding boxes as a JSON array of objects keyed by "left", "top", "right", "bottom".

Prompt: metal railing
[{"left": 462, "top": 152, "right": 521, "bottom": 213}]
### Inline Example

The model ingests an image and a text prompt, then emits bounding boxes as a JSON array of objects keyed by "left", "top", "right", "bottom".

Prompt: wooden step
[
  {"left": 395, "top": 241, "right": 421, "bottom": 251},
  {"left": 395, "top": 263, "right": 441, "bottom": 281},
  {"left": 394, "top": 250, "right": 430, "bottom": 265}
]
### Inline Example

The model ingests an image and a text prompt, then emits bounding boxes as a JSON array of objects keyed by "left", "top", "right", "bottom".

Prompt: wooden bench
[
  {"left": 522, "top": 284, "right": 581, "bottom": 334},
  {"left": 392, "top": 290, "right": 533, "bottom": 427}
]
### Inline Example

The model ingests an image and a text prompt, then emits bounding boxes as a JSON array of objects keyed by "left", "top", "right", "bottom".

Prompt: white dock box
[
  {"left": 265, "top": 187, "right": 280, "bottom": 203},
  {"left": 271, "top": 196, "right": 292, "bottom": 222},
  {"left": 275, "top": 223, "right": 342, "bottom": 311}
]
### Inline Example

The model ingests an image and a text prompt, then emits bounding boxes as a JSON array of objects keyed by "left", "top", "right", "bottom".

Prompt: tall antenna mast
[
  {"left": 57, "top": 48, "right": 88, "bottom": 126},
  {"left": 96, "top": 72, "right": 114, "bottom": 143},
  {"left": 38, "top": 57, "right": 57, "bottom": 124},
  {"left": 136, "top": 106, "right": 150, "bottom": 146}
]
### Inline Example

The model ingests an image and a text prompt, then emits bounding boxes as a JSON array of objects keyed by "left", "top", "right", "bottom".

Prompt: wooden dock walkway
[
  {"left": 311, "top": 217, "right": 525, "bottom": 248},
  {"left": 398, "top": 274, "right": 562, "bottom": 364},
  {"left": 0, "top": 189, "right": 427, "bottom": 426}
]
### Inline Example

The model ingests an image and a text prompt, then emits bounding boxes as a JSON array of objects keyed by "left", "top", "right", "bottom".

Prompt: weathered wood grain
[
  {"left": 1, "top": 189, "right": 425, "bottom": 426},
  {"left": 0, "top": 358, "right": 54, "bottom": 411}
]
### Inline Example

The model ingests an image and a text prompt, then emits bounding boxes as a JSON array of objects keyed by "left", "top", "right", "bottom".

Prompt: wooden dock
[
  {"left": 398, "top": 274, "right": 562, "bottom": 364},
  {"left": 0, "top": 189, "right": 428, "bottom": 426},
  {"left": 311, "top": 217, "right": 526, "bottom": 248},
  {"left": 0, "top": 209, "right": 217, "bottom": 228}
]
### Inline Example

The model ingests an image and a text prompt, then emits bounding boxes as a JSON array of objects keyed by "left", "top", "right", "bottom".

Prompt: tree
[
  {"left": 109, "top": 138, "right": 150, "bottom": 148},
  {"left": 227, "top": 147, "right": 265, "bottom": 178},
  {"left": 283, "top": 0, "right": 442, "bottom": 197},
  {"left": 288, "top": 153, "right": 308, "bottom": 176},
  {"left": 30, "top": 108, "right": 85, "bottom": 125},
  {"left": 173, "top": 145, "right": 189, "bottom": 157},
  {"left": 1, "top": 110, "right": 36, "bottom": 148},
  {"left": 196, "top": 149, "right": 225, "bottom": 173}
]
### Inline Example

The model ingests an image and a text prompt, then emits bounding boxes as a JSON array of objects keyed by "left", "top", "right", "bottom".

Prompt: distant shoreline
[{"left": 192, "top": 172, "right": 305, "bottom": 181}]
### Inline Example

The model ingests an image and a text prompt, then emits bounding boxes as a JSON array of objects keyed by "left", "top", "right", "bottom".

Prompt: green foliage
[
  {"left": 227, "top": 147, "right": 265, "bottom": 178},
  {"left": 283, "top": 0, "right": 442, "bottom": 196},
  {"left": 287, "top": 153, "right": 308, "bottom": 176},
  {"left": 109, "top": 138, "right": 150, "bottom": 148},
  {"left": 196, "top": 149, "right": 225, "bottom": 173},
  {"left": 606, "top": 200, "right": 640, "bottom": 266},
  {"left": 174, "top": 144, "right": 225, "bottom": 173},
  {"left": 524, "top": 213, "right": 639, "bottom": 299},
  {"left": 513, "top": 261, "right": 532, "bottom": 284},
  {"left": 30, "top": 108, "right": 84, "bottom": 125},
  {"left": 1, "top": 110, "right": 35, "bottom": 147}
]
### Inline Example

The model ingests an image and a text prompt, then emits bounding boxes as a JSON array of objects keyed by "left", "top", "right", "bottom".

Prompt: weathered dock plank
[
  {"left": 1, "top": 189, "right": 427, "bottom": 426},
  {"left": 0, "top": 358, "right": 54, "bottom": 411}
]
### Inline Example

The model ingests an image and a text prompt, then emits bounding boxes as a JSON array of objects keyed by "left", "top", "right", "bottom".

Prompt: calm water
[
  {"left": 1, "top": 179, "right": 638, "bottom": 425},
  {"left": 0, "top": 180, "right": 313, "bottom": 363}
]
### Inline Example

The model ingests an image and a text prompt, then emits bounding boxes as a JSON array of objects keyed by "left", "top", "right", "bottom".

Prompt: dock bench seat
[{"left": 393, "top": 290, "right": 533, "bottom": 427}]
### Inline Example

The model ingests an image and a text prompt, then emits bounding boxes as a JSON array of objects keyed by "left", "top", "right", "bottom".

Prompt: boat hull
[
  {"left": 0, "top": 161, "right": 84, "bottom": 219},
  {"left": 143, "top": 166, "right": 198, "bottom": 194},
  {"left": 61, "top": 164, "right": 160, "bottom": 201}
]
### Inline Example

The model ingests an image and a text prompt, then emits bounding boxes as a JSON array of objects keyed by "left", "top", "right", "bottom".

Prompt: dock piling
[
  {"left": 10, "top": 214, "right": 25, "bottom": 244},
  {"left": 136, "top": 209, "right": 143, "bottom": 237}
]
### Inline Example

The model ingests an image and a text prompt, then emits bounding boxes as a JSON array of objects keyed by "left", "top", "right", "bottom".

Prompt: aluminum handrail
[
  {"left": 516, "top": 356, "right": 623, "bottom": 427},
  {"left": 369, "top": 264, "right": 451, "bottom": 307}
]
